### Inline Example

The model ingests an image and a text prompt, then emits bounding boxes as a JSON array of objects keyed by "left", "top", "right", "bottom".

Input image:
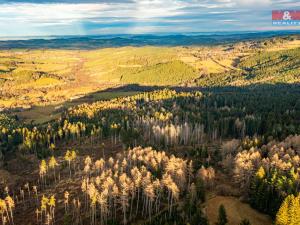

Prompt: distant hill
[
  {"left": 0, "top": 31, "right": 299, "bottom": 49},
  {"left": 0, "top": 34, "right": 299, "bottom": 112}
]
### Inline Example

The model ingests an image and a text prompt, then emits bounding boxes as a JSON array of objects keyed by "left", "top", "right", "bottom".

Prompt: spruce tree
[
  {"left": 216, "top": 204, "right": 228, "bottom": 225},
  {"left": 239, "top": 219, "right": 251, "bottom": 225}
]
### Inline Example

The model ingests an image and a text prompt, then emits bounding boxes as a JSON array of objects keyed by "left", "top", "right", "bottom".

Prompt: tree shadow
[{"left": 6, "top": 82, "right": 300, "bottom": 125}]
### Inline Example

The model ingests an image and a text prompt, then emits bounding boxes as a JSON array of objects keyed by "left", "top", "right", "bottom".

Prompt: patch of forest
[{"left": 0, "top": 86, "right": 299, "bottom": 224}]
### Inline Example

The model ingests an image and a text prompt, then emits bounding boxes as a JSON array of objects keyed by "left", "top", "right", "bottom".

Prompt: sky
[{"left": 0, "top": 0, "right": 299, "bottom": 37}]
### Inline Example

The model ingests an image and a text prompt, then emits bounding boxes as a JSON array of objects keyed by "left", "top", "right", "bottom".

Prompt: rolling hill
[{"left": 0, "top": 34, "right": 299, "bottom": 115}]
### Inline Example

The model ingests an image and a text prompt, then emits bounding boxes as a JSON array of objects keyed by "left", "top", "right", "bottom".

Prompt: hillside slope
[
  {"left": 0, "top": 36, "right": 299, "bottom": 111},
  {"left": 195, "top": 47, "right": 300, "bottom": 86}
]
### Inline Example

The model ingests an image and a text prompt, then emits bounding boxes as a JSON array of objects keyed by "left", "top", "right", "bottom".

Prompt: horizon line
[{"left": 0, "top": 30, "right": 299, "bottom": 41}]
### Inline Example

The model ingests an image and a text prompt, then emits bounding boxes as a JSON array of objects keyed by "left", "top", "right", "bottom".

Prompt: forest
[
  {"left": 0, "top": 83, "right": 300, "bottom": 225},
  {"left": 0, "top": 35, "right": 300, "bottom": 225}
]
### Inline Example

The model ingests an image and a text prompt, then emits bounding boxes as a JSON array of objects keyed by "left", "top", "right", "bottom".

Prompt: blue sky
[{"left": 0, "top": 0, "right": 299, "bottom": 37}]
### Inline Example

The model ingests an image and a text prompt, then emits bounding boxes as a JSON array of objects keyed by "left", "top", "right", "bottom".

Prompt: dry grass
[
  {"left": 266, "top": 40, "right": 300, "bottom": 52},
  {"left": 15, "top": 105, "right": 59, "bottom": 124},
  {"left": 205, "top": 196, "right": 272, "bottom": 225}
]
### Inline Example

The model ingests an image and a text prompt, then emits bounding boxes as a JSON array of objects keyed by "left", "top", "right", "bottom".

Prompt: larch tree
[
  {"left": 48, "top": 195, "right": 56, "bottom": 225},
  {"left": 276, "top": 194, "right": 300, "bottom": 225},
  {"left": 4, "top": 196, "right": 15, "bottom": 225},
  {"left": 32, "top": 186, "right": 38, "bottom": 205},
  {"left": 0, "top": 199, "right": 8, "bottom": 225},
  {"left": 41, "top": 195, "right": 49, "bottom": 224},
  {"left": 24, "top": 183, "right": 30, "bottom": 200},
  {"left": 187, "top": 160, "right": 194, "bottom": 187},
  {"left": 64, "top": 150, "right": 73, "bottom": 178},
  {"left": 71, "top": 150, "right": 77, "bottom": 173},
  {"left": 39, "top": 160, "right": 47, "bottom": 188},
  {"left": 48, "top": 156, "right": 59, "bottom": 183},
  {"left": 64, "top": 191, "right": 70, "bottom": 214}
]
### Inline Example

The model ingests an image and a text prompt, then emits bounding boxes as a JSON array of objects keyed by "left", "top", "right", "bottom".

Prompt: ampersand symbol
[{"left": 283, "top": 11, "right": 292, "bottom": 20}]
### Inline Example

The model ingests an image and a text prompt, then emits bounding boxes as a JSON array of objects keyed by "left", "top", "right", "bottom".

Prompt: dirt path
[{"left": 208, "top": 55, "right": 238, "bottom": 71}]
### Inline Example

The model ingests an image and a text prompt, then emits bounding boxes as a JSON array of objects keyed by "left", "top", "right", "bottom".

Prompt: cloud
[
  {"left": 0, "top": 0, "right": 299, "bottom": 37},
  {"left": 0, "top": 0, "right": 133, "bottom": 3},
  {"left": 234, "top": 0, "right": 271, "bottom": 6}
]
